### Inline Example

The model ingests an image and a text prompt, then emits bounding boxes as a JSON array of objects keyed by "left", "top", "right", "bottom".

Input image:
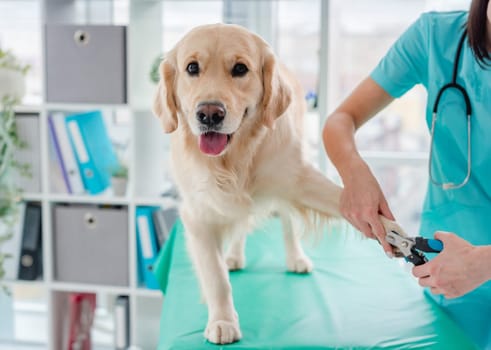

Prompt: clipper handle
[{"left": 415, "top": 237, "right": 443, "bottom": 253}]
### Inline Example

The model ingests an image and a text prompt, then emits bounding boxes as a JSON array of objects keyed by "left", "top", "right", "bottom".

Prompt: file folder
[
  {"left": 136, "top": 206, "right": 160, "bottom": 290},
  {"left": 114, "top": 295, "right": 130, "bottom": 349},
  {"left": 65, "top": 111, "right": 119, "bottom": 195},
  {"left": 48, "top": 113, "right": 85, "bottom": 194},
  {"left": 18, "top": 202, "right": 42, "bottom": 281},
  {"left": 152, "top": 206, "right": 178, "bottom": 249}
]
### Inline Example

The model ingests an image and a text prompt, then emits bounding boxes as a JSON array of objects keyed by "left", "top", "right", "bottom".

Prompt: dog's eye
[
  {"left": 186, "top": 62, "right": 200, "bottom": 76},
  {"left": 231, "top": 63, "right": 248, "bottom": 77}
]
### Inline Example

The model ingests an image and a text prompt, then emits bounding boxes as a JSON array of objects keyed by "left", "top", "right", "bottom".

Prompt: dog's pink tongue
[{"left": 199, "top": 132, "right": 228, "bottom": 155}]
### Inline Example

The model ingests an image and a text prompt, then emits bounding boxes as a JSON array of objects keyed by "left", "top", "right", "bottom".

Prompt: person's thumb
[{"left": 433, "top": 231, "right": 452, "bottom": 246}]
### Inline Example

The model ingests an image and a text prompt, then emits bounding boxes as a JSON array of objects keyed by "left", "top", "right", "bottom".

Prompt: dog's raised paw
[
  {"left": 287, "top": 255, "right": 314, "bottom": 274},
  {"left": 225, "top": 254, "right": 245, "bottom": 271},
  {"left": 205, "top": 320, "right": 242, "bottom": 344}
]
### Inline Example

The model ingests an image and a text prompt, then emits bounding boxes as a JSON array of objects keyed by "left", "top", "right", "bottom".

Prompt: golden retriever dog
[{"left": 153, "top": 23, "right": 404, "bottom": 345}]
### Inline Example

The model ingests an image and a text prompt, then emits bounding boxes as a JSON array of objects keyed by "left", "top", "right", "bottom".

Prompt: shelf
[
  {"left": 134, "top": 196, "right": 177, "bottom": 207},
  {"left": 48, "top": 194, "right": 130, "bottom": 205},
  {"left": 49, "top": 282, "right": 165, "bottom": 298},
  {"left": 134, "top": 288, "right": 163, "bottom": 298},
  {"left": 4, "top": 1, "right": 170, "bottom": 348},
  {"left": 44, "top": 103, "right": 129, "bottom": 112},
  {"left": 50, "top": 282, "right": 131, "bottom": 295},
  {"left": 14, "top": 105, "right": 43, "bottom": 114},
  {"left": 21, "top": 193, "right": 147, "bottom": 205},
  {"left": 1, "top": 279, "right": 47, "bottom": 289},
  {"left": 21, "top": 193, "right": 45, "bottom": 201},
  {"left": 360, "top": 151, "right": 428, "bottom": 166}
]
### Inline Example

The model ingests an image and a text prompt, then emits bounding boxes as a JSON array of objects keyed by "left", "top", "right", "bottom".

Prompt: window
[
  {"left": 161, "top": 1, "right": 223, "bottom": 53},
  {"left": 277, "top": 0, "right": 322, "bottom": 166},
  {"left": 277, "top": 0, "right": 321, "bottom": 98},
  {"left": 0, "top": 1, "right": 42, "bottom": 105},
  {"left": 326, "top": 0, "right": 471, "bottom": 233},
  {"left": 329, "top": 0, "right": 427, "bottom": 153}
]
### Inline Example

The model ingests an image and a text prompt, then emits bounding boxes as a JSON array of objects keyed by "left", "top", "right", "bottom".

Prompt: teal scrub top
[{"left": 371, "top": 11, "right": 491, "bottom": 349}]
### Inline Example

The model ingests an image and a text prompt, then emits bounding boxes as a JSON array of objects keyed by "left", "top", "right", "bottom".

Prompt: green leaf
[{"left": 0, "top": 51, "right": 30, "bottom": 281}]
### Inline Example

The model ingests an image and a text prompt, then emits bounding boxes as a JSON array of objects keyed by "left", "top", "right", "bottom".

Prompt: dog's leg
[
  {"left": 295, "top": 165, "right": 343, "bottom": 218},
  {"left": 295, "top": 165, "right": 406, "bottom": 235},
  {"left": 182, "top": 213, "right": 241, "bottom": 344},
  {"left": 225, "top": 234, "right": 246, "bottom": 271},
  {"left": 280, "top": 212, "right": 313, "bottom": 273}
]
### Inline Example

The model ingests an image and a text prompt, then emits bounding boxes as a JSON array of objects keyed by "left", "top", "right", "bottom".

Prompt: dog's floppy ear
[
  {"left": 261, "top": 50, "right": 292, "bottom": 129},
  {"left": 153, "top": 56, "right": 178, "bottom": 133}
]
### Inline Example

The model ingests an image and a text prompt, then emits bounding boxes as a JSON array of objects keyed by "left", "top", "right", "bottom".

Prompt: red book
[{"left": 67, "top": 293, "right": 97, "bottom": 350}]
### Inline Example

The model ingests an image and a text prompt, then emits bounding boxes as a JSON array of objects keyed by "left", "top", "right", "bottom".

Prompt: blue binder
[
  {"left": 65, "top": 111, "right": 119, "bottom": 194},
  {"left": 135, "top": 206, "right": 160, "bottom": 290}
]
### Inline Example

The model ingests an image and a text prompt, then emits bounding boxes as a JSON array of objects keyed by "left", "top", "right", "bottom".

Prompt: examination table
[{"left": 154, "top": 219, "right": 477, "bottom": 349}]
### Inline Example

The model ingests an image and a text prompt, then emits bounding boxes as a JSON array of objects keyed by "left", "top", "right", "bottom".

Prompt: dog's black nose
[{"left": 196, "top": 103, "right": 226, "bottom": 127}]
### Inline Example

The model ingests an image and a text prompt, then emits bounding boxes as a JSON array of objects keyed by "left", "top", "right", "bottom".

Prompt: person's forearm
[
  {"left": 322, "top": 111, "right": 365, "bottom": 180},
  {"left": 323, "top": 78, "right": 394, "bottom": 180},
  {"left": 476, "top": 245, "right": 491, "bottom": 282},
  {"left": 322, "top": 79, "right": 396, "bottom": 246}
]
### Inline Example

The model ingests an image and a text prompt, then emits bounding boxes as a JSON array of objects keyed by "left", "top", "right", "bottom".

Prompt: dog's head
[{"left": 153, "top": 23, "right": 291, "bottom": 157}]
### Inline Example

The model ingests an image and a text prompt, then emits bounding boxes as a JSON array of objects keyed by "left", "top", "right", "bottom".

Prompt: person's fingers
[
  {"left": 356, "top": 220, "right": 376, "bottom": 239},
  {"left": 418, "top": 276, "right": 446, "bottom": 296},
  {"left": 341, "top": 208, "right": 376, "bottom": 239},
  {"left": 418, "top": 276, "right": 432, "bottom": 288},
  {"left": 379, "top": 198, "right": 395, "bottom": 221},
  {"left": 434, "top": 231, "right": 451, "bottom": 242},
  {"left": 369, "top": 216, "right": 393, "bottom": 255},
  {"left": 412, "top": 264, "right": 431, "bottom": 278}
]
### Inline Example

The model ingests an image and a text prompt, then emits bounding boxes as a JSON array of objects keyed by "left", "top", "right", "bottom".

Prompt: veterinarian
[{"left": 322, "top": 0, "right": 491, "bottom": 348}]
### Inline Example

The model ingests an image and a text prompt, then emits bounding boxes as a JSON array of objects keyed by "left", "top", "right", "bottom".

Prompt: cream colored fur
[{"left": 153, "top": 23, "right": 404, "bottom": 345}]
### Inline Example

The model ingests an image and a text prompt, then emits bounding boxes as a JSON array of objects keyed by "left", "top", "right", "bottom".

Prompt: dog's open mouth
[{"left": 199, "top": 132, "right": 232, "bottom": 156}]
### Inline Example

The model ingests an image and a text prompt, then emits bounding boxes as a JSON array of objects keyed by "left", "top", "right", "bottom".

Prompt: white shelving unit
[{"left": 2, "top": 0, "right": 170, "bottom": 349}]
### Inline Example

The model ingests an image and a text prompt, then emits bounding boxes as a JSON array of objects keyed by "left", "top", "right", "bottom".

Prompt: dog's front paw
[
  {"left": 225, "top": 253, "right": 245, "bottom": 271},
  {"left": 205, "top": 320, "right": 242, "bottom": 344},
  {"left": 287, "top": 255, "right": 314, "bottom": 273}
]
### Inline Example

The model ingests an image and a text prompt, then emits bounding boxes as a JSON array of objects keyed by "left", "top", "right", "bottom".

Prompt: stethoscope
[{"left": 429, "top": 30, "right": 472, "bottom": 190}]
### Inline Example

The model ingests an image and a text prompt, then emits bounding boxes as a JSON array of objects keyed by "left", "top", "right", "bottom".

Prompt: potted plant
[
  {"left": 150, "top": 55, "right": 162, "bottom": 85},
  {"left": 0, "top": 48, "right": 30, "bottom": 284},
  {"left": 110, "top": 163, "right": 128, "bottom": 197},
  {"left": 0, "top": 49, "right": 28, "bottom": 102}
]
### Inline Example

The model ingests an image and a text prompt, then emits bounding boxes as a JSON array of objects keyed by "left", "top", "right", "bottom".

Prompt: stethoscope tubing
[{"left": 429, "top": 30, "right": 472, "bottom": 190}]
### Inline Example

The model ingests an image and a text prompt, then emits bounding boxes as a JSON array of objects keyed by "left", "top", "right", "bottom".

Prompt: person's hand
[
  {"left": 339, "top": 156, "right": 395, "bottom": 256},
  {"left": 412, "top": 232, "right": 491, "bottom": 299}
]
